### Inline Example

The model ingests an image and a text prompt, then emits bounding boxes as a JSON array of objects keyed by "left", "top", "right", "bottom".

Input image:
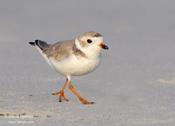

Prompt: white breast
[{"left": 49, "top": 55, "right": 101, "bottom": 76}]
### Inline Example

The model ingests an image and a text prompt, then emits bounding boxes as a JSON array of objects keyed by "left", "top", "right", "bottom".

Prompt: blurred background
[{"left": 0, "top": 0, "right": 175, "bottom": 125}]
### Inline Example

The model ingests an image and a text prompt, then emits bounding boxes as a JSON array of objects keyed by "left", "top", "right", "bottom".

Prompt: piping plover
[{"left": 29, "top": 31, "right": 108, "bottom": 104}]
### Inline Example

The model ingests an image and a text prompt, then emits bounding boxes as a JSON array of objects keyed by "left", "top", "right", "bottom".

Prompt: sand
[{"left": 0, "top": 0, "right": 175, "bottom": 125}]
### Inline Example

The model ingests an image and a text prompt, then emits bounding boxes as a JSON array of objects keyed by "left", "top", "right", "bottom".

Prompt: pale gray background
[{"left": 0, "top": 0, "right": 175, "bottom": 126}]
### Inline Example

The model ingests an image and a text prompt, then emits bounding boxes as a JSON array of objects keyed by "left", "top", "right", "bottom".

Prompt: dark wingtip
[
  {"left": 35, "top": 40, "right": 39, "bottom": 43},
  {"left": 29, "top": 42, "right": 35, "bottom": 46},
  {"left": 35, "top": 40, "right": 40, "bottom": 46}
]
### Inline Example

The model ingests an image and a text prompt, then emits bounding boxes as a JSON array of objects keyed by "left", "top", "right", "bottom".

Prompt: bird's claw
[{"left": 52, "top": 90, "right": 69, "bottom": 102}]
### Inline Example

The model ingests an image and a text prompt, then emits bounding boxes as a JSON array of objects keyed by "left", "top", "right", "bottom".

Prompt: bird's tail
[
  {"left": 29, "top": 40, "right": 50, "bottom": 51},
  {"left": 29, "top": 40, "right": 53, "bottom": 67}
]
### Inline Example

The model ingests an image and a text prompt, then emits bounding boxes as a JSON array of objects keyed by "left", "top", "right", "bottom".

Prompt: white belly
[{"left": 49, "top": 55, "right": 100, "bottom": 76}]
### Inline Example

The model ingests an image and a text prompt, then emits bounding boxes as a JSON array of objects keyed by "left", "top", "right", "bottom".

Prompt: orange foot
[
  {"left": 79, "top": 97, "right": 95, "bottom": 104},
  {"left": 68, "top": 83, "right": 94, "bottom": 105},
  {"left": 52, "top": 90, "right": 69, "bottom": 102}
]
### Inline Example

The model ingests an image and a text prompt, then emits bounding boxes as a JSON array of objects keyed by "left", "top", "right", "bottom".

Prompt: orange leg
[
  {"left": 52, "top": 79, "right": 69, "bottom": 102},
  {"left": 68, "top": 82, "right": 94, "bottom": 104}
]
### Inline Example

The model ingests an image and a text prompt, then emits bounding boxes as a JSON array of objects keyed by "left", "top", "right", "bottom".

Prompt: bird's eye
[{"left": 87, "top": 39, "right": 92, "bottom": 43}]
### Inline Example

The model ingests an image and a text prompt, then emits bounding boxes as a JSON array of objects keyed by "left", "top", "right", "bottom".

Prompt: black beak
[{"left": 99, "top": 43, "right": 109, "bottom": 50}]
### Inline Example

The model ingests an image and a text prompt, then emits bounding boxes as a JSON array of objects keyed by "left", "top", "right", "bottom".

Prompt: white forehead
[{"left": 91, "top": 36, "right": 103, "bottom": 42}]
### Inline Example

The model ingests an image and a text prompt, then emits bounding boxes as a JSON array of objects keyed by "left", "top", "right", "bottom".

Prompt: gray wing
[{"left": 43, "top": 40, "right": 75, "bottom": 61}]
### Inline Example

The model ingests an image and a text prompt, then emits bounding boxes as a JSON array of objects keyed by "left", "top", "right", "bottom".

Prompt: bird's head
[{"left": 75, "top": 31, "right": 108, "bottom": 58}]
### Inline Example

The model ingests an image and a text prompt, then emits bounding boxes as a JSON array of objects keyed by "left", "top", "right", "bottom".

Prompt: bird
[{"left": 29, "top": 31, "right": 108, "bottom": 104}]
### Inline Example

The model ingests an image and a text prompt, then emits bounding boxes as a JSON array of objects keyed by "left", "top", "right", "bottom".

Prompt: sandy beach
[{"left": 0, "top": 0, "right": 175, "bottom": 125}]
